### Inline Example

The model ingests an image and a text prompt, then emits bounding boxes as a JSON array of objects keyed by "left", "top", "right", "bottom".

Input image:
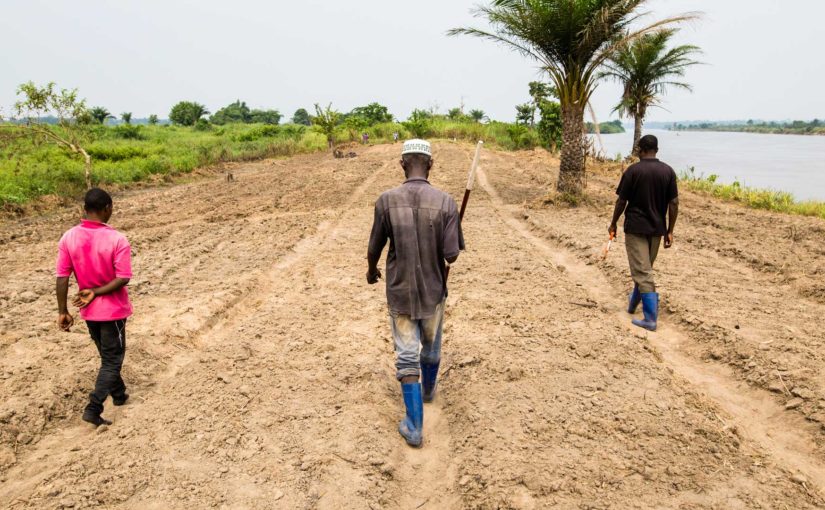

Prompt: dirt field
[{"left": 0, "top": 142, "right": 824, "bottom": 509}]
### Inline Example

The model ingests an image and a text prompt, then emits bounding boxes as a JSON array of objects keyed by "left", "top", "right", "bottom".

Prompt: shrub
[
  {"left": 169, "top": 101, "right": 209, "bottom": 126},
  {"left": 112, "top": 124, "right": 145, "bottom": 140}
]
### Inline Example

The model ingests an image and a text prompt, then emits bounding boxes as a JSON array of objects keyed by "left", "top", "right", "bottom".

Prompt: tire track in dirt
[
  {"left": 476, "top": 162, "right": 825, "bottom": 495},
  {"left": 0, "top": 158, "right": 391, "bottom": 508}
]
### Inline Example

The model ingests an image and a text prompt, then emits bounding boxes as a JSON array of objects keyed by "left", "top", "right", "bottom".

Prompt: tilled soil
[{"left": 0, "top": 143, "right": 823, "bottom": 509}]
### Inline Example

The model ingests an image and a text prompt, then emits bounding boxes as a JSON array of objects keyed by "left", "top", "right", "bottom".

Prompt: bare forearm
[
  {"left": 56, "top": 277, "right": 70, "bottom": 314},
  {"left": 610, "top": 199, "right": 628, "bottom": 227},
  {"left": 367, "top": 251, "right": 381, "bottom": 272},
  {"left": 90, "top": 277, "right": 130, "bottom": 296},
  {"left": 668, "top": 199, "right": 679, "bottom": 233}
]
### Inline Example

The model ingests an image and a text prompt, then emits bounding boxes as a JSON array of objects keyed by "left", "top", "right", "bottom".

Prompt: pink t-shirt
[{"left": 56, "top": 219, "right": 133, "bottom": 321}]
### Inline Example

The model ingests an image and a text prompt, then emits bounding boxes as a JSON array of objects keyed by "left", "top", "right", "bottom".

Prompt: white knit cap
[{"left": 402, "top": 139, "right": 432, "bottom": 156}]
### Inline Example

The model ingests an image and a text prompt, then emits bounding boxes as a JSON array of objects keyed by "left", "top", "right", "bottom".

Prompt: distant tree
[
  {"left": 89, "top": 106, "right": 113, "bottom": 125},
  {"left": 469, "top": 109, "right": 487, "bottom": 123},
  {"left": 450, "top": 0, "right": 696, "bottom": 196},
  {"left": 402, "top": 109, "right": 432, "bottom": 138},
  {"left": 248, "top": 109, "right": 282, "bottom": 125},
  {"left": 343, "top": 115, "right": 370, "bottom": 141},
  {"left": 148, "top": 114, "right": 159, "bottom": 125},
  {"left": 747, "top": 119, "right": 754, "bottom": 126},
  {"left": 602, "top": 29, "right": 702, "bottom": 155},
  {"left": 350, "top": 103, "right": 393, "bottom": 125},
  {"left": 515, "top": 104, "right": 533, "bottom": 126},
  {"left": 448, "top": 107, "right": 464, "bottom": 120},
  {"left": 312, "top": 103, "right": 340, "bottom": 149},
  {"left": 292, "top": 108, "right": 312, "bottom": 126},
  {"left": 528, "top": 81, "right": 556, "bottom": 126},
  {"left": 211, "top": 100, "right": 250, "bottom": 125},
  {"left": 537, "top": 100, "right": 562, "bottom": 152},
  {"left": 169, "top": 101, "right": 209, "bottom": 126},
  {"left": 1, "top": 81, "right": 94, "bottom": 188},
  {"left": 121, "top": 112, "right": 132, "bottom": 124}
]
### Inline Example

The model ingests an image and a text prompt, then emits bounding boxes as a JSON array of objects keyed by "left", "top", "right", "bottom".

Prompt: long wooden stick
[{"left": 446, "top": 141, "right": 483, "bottom": 282}]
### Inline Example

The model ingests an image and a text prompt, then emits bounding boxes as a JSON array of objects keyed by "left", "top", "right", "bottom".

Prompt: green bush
[
  {"left": 112, "top": 124, "right": 145, "bottom": 140},
  {"left": 237, "top": 125, "right": 281, "bottom": 142}
]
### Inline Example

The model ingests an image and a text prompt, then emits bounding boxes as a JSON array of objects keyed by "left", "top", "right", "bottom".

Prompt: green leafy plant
[
  {"left": 312, "top": 103, "right": 341, "bottom": 149},
  {"left": 469, "top": 109, "right": 487, "bottom": 123},
  {"left": 292, "top": 108, "right": 312, "bottom": 126},
  {"left": 169, "top": 101, "right": 209, "bottom": 126},
  {"left": 537, "top": 100, "right": 562, "bottom": 152},
  {"left": 349, "top": 103, "right": 393, "bottom": 125},
  {"left": 0, "top": 81, "right": 95, "bottom": 189},
  {"left": 402, "top": 109, "right": 433, "bottom": 138},
  {"left": 90, "top": 106, "right": 114, "bottom": 125}
]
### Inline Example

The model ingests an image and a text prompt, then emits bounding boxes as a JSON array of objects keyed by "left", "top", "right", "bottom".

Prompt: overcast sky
[{"left": 2, "top": 0, "right": 823, "bottom": 123}]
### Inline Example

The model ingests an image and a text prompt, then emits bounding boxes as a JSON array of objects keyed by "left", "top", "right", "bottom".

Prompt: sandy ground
[{"left": 0, "top": 142, "right": 823, "bottom": 509}]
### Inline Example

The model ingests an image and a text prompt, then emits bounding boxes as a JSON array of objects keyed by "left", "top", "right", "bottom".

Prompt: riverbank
[{"left": 678, "top": 168, "right": 825, "bottom": 220}]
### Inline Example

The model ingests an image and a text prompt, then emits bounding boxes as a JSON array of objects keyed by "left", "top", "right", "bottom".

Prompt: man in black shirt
[{"left": 609, "top": 135, "right": 679, "bottom": 331}]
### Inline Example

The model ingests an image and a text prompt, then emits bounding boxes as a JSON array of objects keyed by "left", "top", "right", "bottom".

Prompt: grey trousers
[
  {"left": 390, "top": 299, "right": 445, "bottom": 381},
  {"left": 625, "top": 233, "right": 661, "bottom": 293}
]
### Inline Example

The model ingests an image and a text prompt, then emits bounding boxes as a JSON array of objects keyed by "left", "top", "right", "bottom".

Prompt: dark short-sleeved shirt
[
  {"left": 368, "top": 178, "right": 465, "bottom": 319},
  {"left": 616, "top": 158, "right": 679, "bottom": 236}
]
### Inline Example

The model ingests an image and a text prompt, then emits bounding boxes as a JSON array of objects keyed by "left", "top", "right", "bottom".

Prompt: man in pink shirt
[{"left": 55, "top": 188, "right": 133, "bottom": 427}]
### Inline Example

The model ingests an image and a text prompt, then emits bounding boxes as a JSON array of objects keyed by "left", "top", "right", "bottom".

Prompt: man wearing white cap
[{"left": 367, "top": 139, "right": 464, "bottom": 447}]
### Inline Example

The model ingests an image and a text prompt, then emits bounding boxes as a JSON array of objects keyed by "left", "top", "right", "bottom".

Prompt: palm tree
[
  {"left": 121, "top": 112, "right": 132, "bottom": 124},
  {"left": 89, "top": 106, "right": 113, "bottom": 125},
  {"left": 601, "top": 29, "right": 701, "bottom": 156},
  {"left": 450, "top": 0, "right": 696, "bottom": 196},
  {"left": 469, "top": 109, "right": 487, "bottom": 123}
]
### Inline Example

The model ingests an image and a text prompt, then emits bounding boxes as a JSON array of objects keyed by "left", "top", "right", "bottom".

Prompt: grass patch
[
  {"left": 679, "top": 168, "right": 825, "bottom": 220},
  {"left": 0, "top": 123, "right": 327, "bottom": 206}
]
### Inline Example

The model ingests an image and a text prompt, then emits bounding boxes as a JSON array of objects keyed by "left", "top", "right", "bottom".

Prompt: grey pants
[
  {"left": 625, "top": 233, "right": 661, "bottom": 293},
  {"left": 390, "top": 300, "right": 445, "bottom": 380}
]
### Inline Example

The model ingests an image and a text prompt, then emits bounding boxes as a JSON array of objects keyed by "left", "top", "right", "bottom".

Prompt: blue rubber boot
[
  {"left": 632, "top": 292, "right": 659, "bottom": 331},
  {"left": 421, "top": 361, "right": 440, "bottom": 403},
  {"left": 628, "top": 285, "right": 642, "bottom": 314},
  {"left": 399, "top": 383, "right": 423, "bottom": 447}
]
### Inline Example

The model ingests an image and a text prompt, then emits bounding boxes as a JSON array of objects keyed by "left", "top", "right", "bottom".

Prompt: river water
[{"left": 591, "top": 129, "right": 825, "bottom": 201}]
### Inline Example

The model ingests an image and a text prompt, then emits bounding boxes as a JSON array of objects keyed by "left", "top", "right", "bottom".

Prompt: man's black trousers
[{"left": 85, "top": 319, "right": 127, "bottom": 416}]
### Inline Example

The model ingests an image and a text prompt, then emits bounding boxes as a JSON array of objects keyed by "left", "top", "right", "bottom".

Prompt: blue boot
[
  {"left": 421, "top": 361, "right": 440, "bottom": 403},
  {"left": 399, "top": 383, "right": 423, "bottom": 447},
  {"left": 632, "top": 293, "right": 659, "bottom": 331},
  {"left": 628, "top": 285, "right": 641, "bottom": 314}
]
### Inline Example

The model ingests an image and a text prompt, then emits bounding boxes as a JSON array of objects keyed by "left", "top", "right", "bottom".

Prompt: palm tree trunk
[
  {"left": 557, "top": 103, "right": 586, "bottom": 196},
  {"left": 632, "top": 114, "right": 643, "bottom": 157}
]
